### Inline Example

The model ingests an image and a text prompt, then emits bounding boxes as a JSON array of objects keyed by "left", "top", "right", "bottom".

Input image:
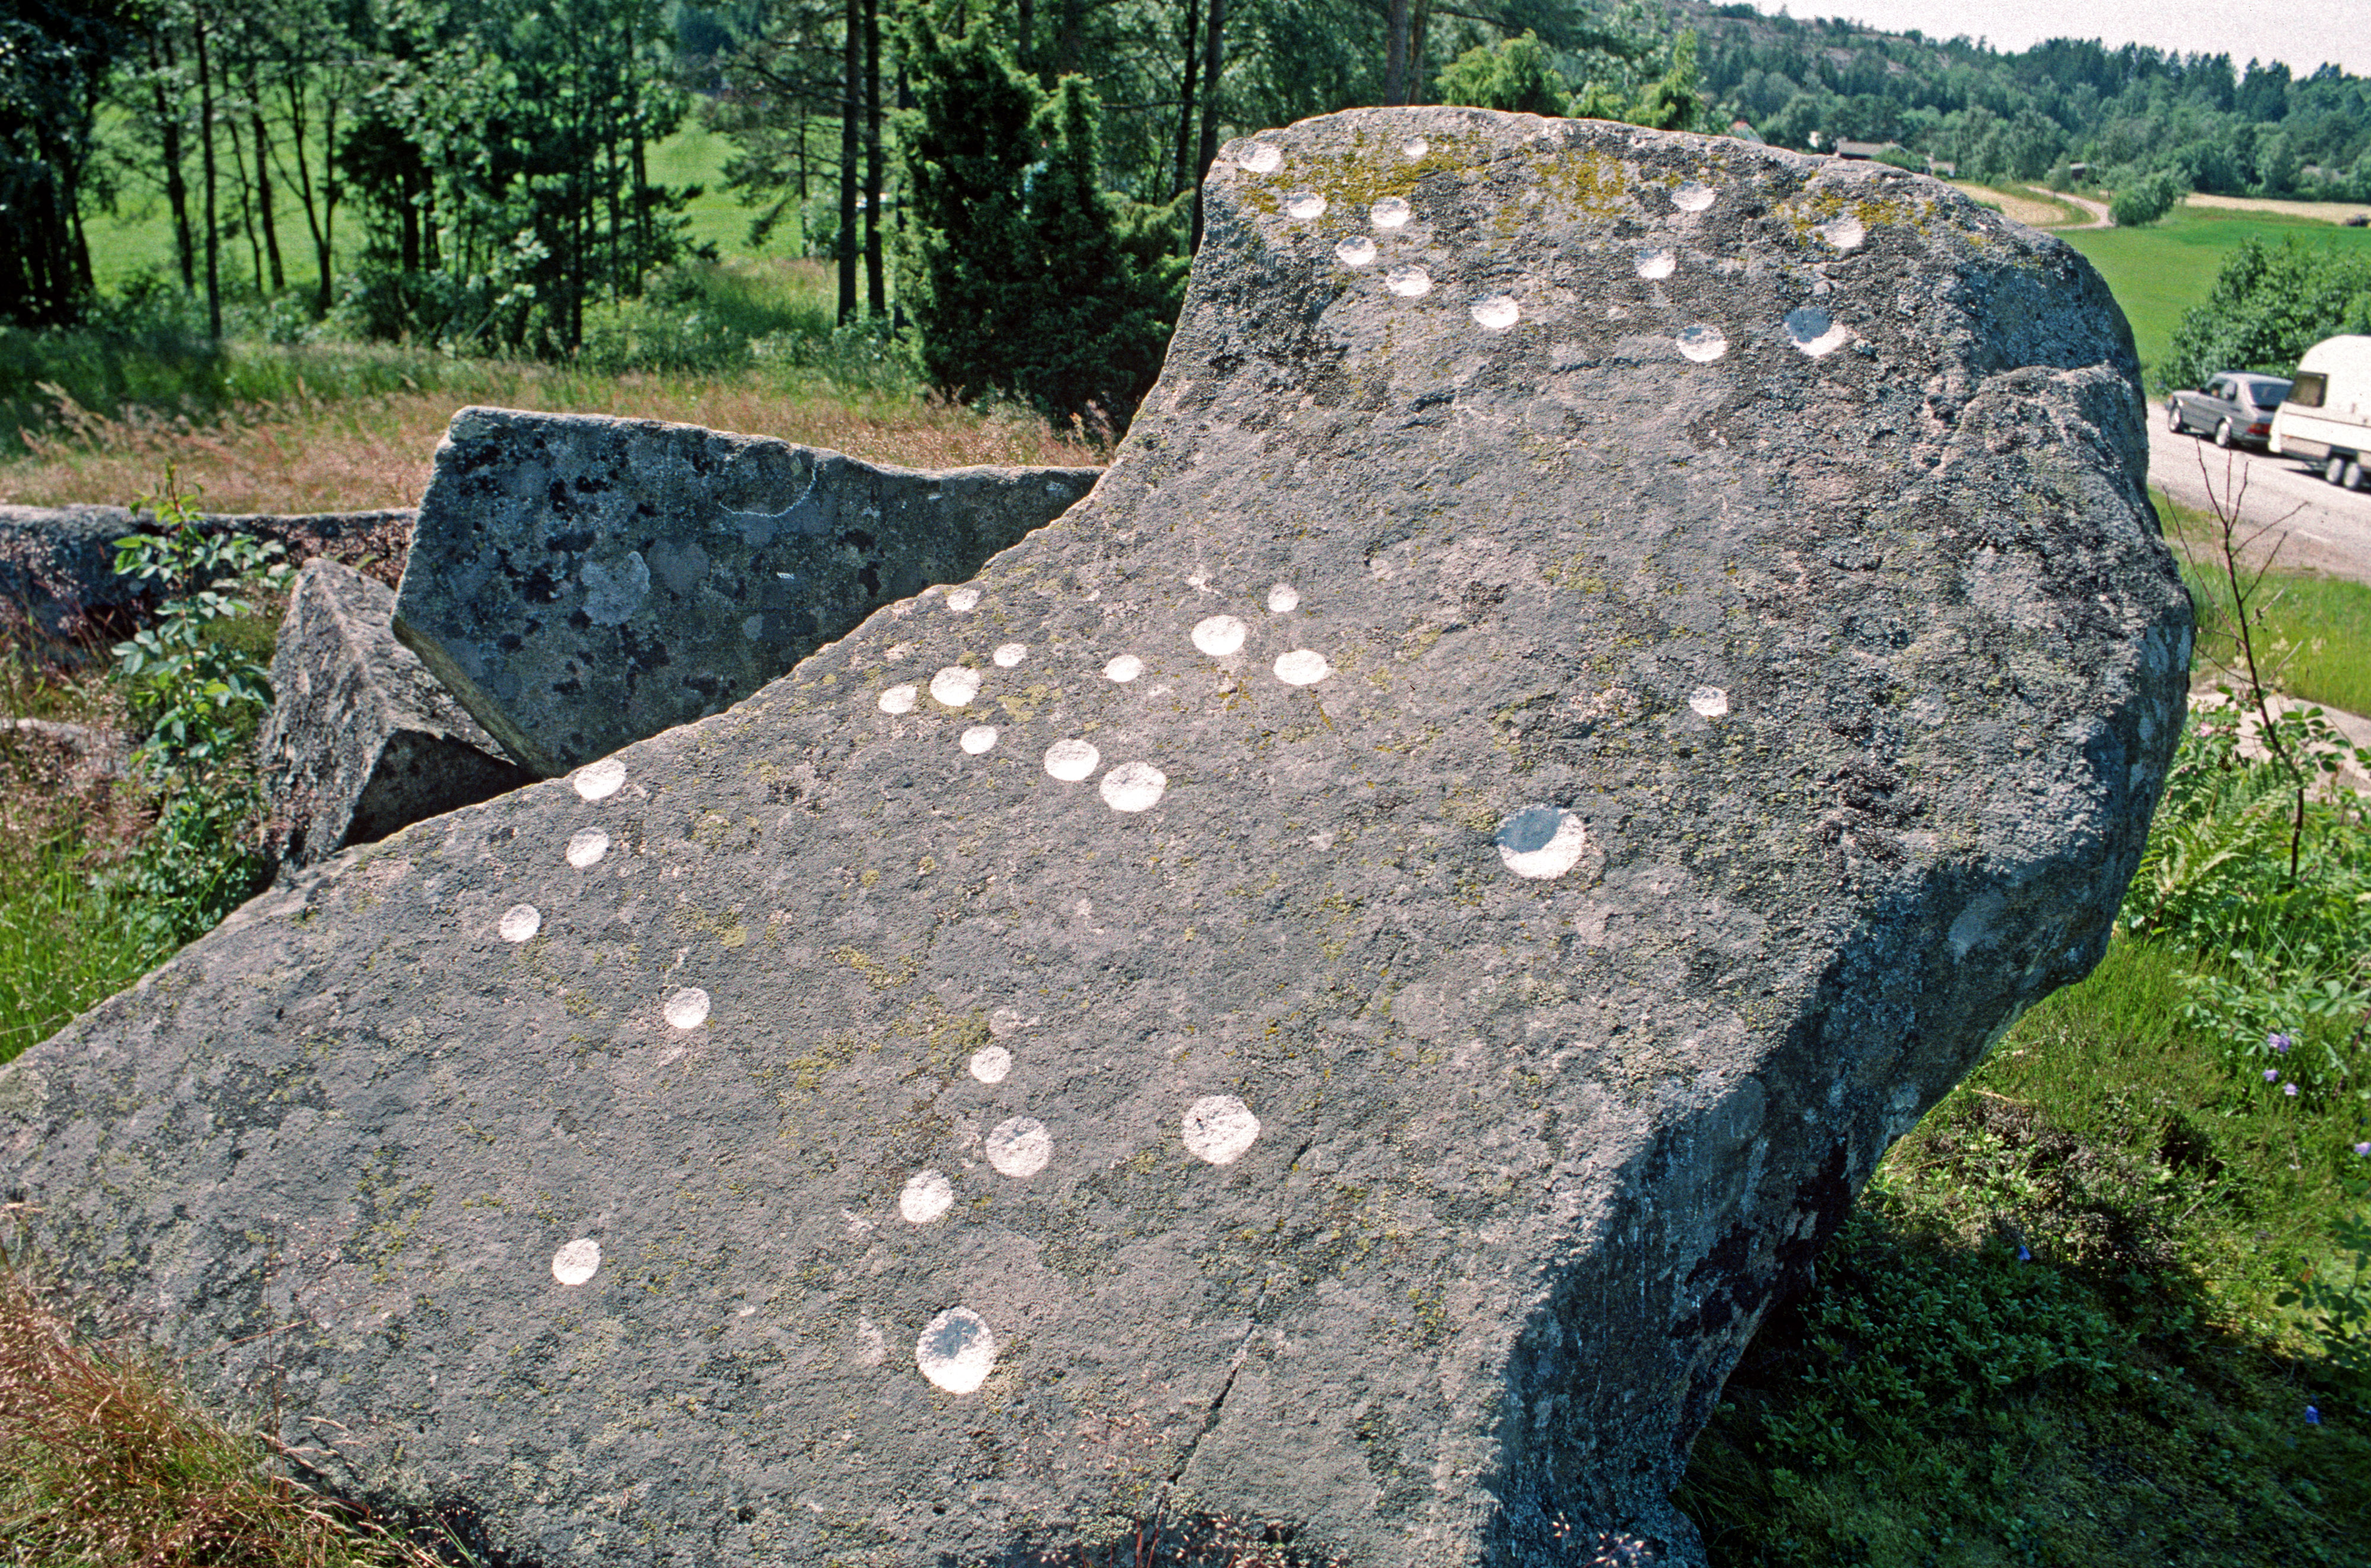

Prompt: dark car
[{"left": 2167, "top": 372, "right": 2293, "bottom": 449}]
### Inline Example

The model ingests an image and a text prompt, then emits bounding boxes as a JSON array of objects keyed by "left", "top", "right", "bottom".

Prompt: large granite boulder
[
  {"left": 391, "top": 412, "right": 1102, "bottom": 776},
  {"left": 0, "top": 108, "right": 2188, "bottom": 1567},
  {"left": 259, "top": 556, "right": 530, "bottom": 870}
]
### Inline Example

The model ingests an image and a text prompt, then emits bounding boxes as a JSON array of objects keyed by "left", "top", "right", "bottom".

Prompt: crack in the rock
[{"left": 1156, "top": 1295, "right": 1263, "bottom": 1502}]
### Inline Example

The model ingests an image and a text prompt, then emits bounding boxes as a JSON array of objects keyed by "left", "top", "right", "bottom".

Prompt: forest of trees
[{"left": 4, "top": 0, "right": 2366, "bottom": 418}]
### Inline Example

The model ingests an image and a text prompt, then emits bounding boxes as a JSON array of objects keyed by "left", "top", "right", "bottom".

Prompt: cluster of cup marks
[
  {"left": 1238, "top": 133, "right": 1862, "bottom": 365},
  {"left": 488, "top": 178, "right": 1769, "bottom": 1387}
]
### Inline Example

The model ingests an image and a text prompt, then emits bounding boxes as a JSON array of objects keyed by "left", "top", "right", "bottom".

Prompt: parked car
[
  {"left": 2270, "top": 334, "right": 2371, "bottom": 489},
  {"left": 2166, "top": 372, "right": 2293, "bottom": 448}
]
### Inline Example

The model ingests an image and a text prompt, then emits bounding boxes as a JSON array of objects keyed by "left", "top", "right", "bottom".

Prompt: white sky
[{"left": 1740, "top": 0, "right": 2370, "bottom": 76}]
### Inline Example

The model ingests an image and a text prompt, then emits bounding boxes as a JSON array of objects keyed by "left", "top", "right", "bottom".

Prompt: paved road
[{"left": 2147, "top": 414, "right": 2371, "bottom": 587}]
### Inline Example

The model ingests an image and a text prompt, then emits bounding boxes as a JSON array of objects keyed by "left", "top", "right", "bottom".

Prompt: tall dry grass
[
  {"left": 0, "top": 372, "right": 1104, "bottom": 516},
  {"left": 0, "top": 1231, "right": 446, "bottom": 1567}
]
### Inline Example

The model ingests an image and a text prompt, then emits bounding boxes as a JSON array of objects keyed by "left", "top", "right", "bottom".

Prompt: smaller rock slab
[
  {"left": 0, "top": 504, "right": 416, "bottom": 661},
  {"left": 391, "top": 408, "right": 1101, "bottom": 776},
  {"left": 260, "top": 556, "right": 528, "bottom": 868}
]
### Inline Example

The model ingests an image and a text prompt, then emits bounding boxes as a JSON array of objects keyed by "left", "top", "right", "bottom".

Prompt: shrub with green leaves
[
  {"left": 2127, "top": 702, "right": 2370, "bottom": 1104},
  {"left": 106, "top": 472, "right": 283, "bottom": 954},
  {"left": 2161, "top": 236, "right": 2371, "bottom": 392},
  {"left": 2108, "top": 170, "right": 2185, "bottom": 227}
]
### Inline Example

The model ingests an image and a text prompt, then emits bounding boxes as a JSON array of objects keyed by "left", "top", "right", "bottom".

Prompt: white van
[{"left": 2270, "top": 334, "right": 2371, "bottom": 489}]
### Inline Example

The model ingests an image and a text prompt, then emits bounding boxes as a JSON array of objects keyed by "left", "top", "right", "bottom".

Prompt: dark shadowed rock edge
[{"left": 0, "top": 107, "right": 2189, "bottom": 1568}]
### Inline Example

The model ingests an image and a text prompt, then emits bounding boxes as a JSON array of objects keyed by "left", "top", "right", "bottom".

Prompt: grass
[
  {"left": 2058, "top": 205, "right": 2371, "bottom": 388},
  {"left": 2155, "top": 492, "right": 2371, "bottom": 716},
  {"left": 0, "top": 259, "right": 1094, "bottom": 513},
  {"left": 0, "top": 1230, "right": 457, "bottom": 1567},
  {"left": 1677, "top": 939, "right": 2371, "bottom": 1566}
]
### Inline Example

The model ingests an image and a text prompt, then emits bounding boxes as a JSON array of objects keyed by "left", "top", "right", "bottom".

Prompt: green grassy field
[
  {"left": 2059, "top": 205, "right": 2371, "bottom": 388},
  {"left": 85, "top": 113, "right": 777, "bottom": 299}
]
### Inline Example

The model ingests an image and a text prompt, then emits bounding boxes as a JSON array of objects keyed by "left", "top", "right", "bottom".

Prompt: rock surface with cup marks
[{"left": 0, "top": 106, "right": 2189, "bottom": 1566}]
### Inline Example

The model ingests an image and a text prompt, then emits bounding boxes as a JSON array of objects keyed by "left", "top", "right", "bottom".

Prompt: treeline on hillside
[
  {"left": 9, "top": 0, "right": 2370, "bottom": 427},
  {"left": 0, "top": 0, "right": 1714, "bottom": 427},
  {"left": 1684, "top": 2, "right": 2370, "bottom": 206}
]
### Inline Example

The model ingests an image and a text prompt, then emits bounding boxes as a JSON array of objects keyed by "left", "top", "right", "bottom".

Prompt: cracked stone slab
[
  {"left": 260, "top": 556, "right": 531, "bottom": 870},
  {"left": 0, "top": 504, "right": 414, "bottom": 660},
  {"left": 1, "top": 107, "right": 2188, "bottom": 1567},
  {"left": 390, "top": 409, "right": 1101, "bottom": 776}
]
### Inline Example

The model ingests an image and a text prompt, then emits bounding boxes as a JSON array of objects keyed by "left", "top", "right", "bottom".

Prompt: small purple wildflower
[
  {"left": 2017, "top": 1245, "right": 2031, "bottom": 1262},
  {"left": 2355, "top": 1143, "right": 2371, "bottom": 1157},
  {"left": 2265, "top": 1068, "right": 2280, "bottom": 1083},
  {"left": 2284, "top": 1083, "right": 2299, "bottom": 1098},
  {"left": 2306, "top": 1405, "right": 2322, "bottom": 1426},
  {"left": 2270, "top": 1032, "right": 2293, "bottom": 1054}
]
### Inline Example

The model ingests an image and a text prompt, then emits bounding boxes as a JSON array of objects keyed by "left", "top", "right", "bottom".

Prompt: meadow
[
  {"left": 2058, "top": 204, "right": 2371, "bottom": 389},
  {"left": 3, "top": 133, "right": 2369, "bottom": 1568}
]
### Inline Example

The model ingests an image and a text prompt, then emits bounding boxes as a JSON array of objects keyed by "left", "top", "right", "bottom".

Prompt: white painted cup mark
[
  {"left": 1238, "top": 142, "right": 1282, "bottom": 174},
  {"left": 900, "top": 1170, "right": 955, "bottom": 1224},
  {"left": 1635, "top": 247, "right": 1676, "bottom": 280},
  {"left": 960, "top": 725, "right": 999, "bottom": 755},
  {"left": 916, "top": 1306, "right": 997, "bottom": 1393},
  {"left": 878, "top": 683, "right": 918, "bottom": 715},
  {"left": 1471, "top": 295, "right": 1519, "bottom": 331},
  {"left": 945, "top": 587, "right": 982, "bottom": 612},
  {"left": 1267, "top": 584, "right": 1300, "bottom": 613},
  {"left": 499, "top": 904, "right": 541, "bottom": 943},
  {"left": 1817, "top": 213, "right": 1866, "bottom": 250},
  {"left": 1191, "top": 615, "right": 1248, "bottom": 657},
  {"left": 993, "top": 642, "right": 1028, "bottom": 668},
  {"left": 1370, "top": 196, "right": 1412, "bottom": 229},
  {"left": 1690, "top": 686, "right": 1731, "bottom": 718},
  {"left": 1385, "top": 265, "right": 1431, "bottom": 298},
  {"left": 1274, "top": 649, "right": 1331, "bottom": 686},
  {"left": 1183, "top": 1095, "right": 1261, "bottom": 1165},
  {"left": 1100, "top": 761, "right": 1167, "bottom": 813},
  {"left": 969, "top": 1045, "right": 1013, "bottom": 1084},
  {"left": 930, "top": 666, "right": 982, "bottom": 707},
  {"left": 1104, "top": 654, "right": 1145, "bottom": 682},
  {"left": 1285, "top": 191, "right": 1328, "bottom": 220},
  {"left": 551, "top": 1238, "right": 601, "bottom": 1286},
  {"left": 1676, "top": 324, "right": 1729, "bottom": 363},
  {"left": 1335, "top": 236, "right": 1377, "bottom": 268},
  {"left": 565, "top": 828, "right": 610, "bottom": 869},
  {"left": 1496, "top": 805, "right": 1589, "bottom": 879},
  {"left": 985, "top": 1116, "right": 1052, "bottom": 1177},
  {"left": 664, "top": 987, "right": 711, "bottom": 1030},
  {"left": 1671, "top": 181, "right": 1716, "bottom": 213},
  {"left": 571, "top": 757, "right": 627, "bottom": 801},
  {"left": 1044, "top": 739, "right": 1100, "bottom": 782},
  {"left": 1401, "top": 136, "right": 1429, "bottom": 159},
  {"left": 1784, "top": 306, "right": 1851, "bottom": 357},
  {"left": 988, "top": 1007, "right": 1025, "bottom": 1038}
]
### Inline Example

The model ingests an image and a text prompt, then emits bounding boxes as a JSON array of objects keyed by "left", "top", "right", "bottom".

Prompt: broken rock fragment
[
  {"left": 391, "top": 409, "right": 1101, "bottom": 775},
  {"left": 259, "top": 555, "right": 528, "bottom": 868}
]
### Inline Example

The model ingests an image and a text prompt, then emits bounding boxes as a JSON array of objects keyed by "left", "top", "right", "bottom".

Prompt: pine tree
[{"left": 897, "top": 13, "right": 1183, "bottom": 433}]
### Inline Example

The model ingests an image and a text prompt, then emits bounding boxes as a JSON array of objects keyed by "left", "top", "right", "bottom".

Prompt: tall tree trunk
[
  {"left": 194, "top": 10, "right": 221, "bottom": 337},
  {"left": 226, "top": 95, "right": 263, "bottom": 292},
  {"left": 838, "top": 0, "right": 859, "bottom": 324},
  {"left": 864, "top": 0, "right": 884, "bottom": 318},
  {"left": 1383, "top": 0, "right": 1411, "bottom": 105},
  {"left": 1173, "top": 0, "right": 1203, "bottom": 197},
  {"left": 282, "top": 70, "right": 331, "bottom": 310},
  {"left": 1016, "top": 0, "right": 1033, "bottom": 75},
  {"left": 149, "top": 32, "right": 194, "bottom": 290},
  {"left": 321, "top": 91, "right": 340, "bottom": 309},
  {"left": 251, "top": 75, "right": 285, "bottom": 292},
  {"left": 1190, "top": 0, "right": 1225, "bottom": 249}
]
